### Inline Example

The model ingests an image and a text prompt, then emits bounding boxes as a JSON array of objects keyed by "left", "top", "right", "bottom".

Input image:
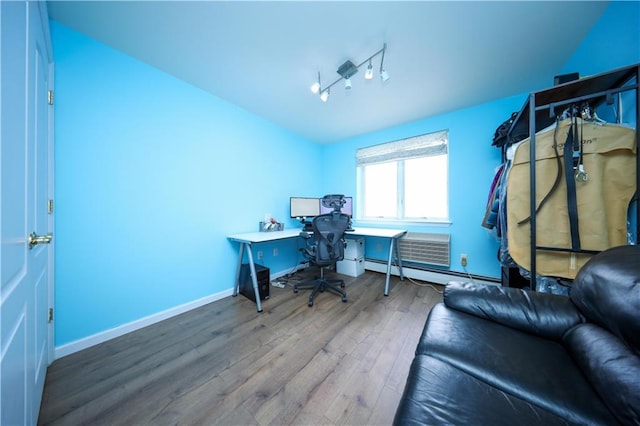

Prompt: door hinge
[
  {"left": 48, "top": 90, "right": 54, "bottom": 105},
  {"left": 48, "top": 199, "right": 54, "bottom": 214},
  {"left": 48, "top": 308, "right": 54, "bottom": 323}
]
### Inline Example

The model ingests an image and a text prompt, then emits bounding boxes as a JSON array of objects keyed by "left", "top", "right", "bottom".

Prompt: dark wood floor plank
[
  {"left": 38, "top": 270, "right": 443, "bottom": 425},
  {"left": 368, "top": 382, "right": 405, "bottom": 426}
]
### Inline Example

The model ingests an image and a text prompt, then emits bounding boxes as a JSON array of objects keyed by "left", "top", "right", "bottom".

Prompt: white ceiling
[{"left": 47, "top": 1, "right": 609, "bottom": 143}]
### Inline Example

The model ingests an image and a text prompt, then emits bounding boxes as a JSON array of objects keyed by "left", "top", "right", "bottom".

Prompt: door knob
[{"left": 29, "top": 232, "right": 52, "bottom": 249}]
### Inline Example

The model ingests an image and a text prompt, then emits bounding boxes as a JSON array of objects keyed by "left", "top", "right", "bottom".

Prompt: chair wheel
[
  {"left": 342, "top": 296, "right": 347, "bottom": 303},
  {"left": 308, "top": 301, "right": 314, "bottom": 307},
  {"left": 340, "top": 283, "right": 345, "bottom": 288},
  {"left": 293, "top": 288, "right": 298, "bottom": 293}
]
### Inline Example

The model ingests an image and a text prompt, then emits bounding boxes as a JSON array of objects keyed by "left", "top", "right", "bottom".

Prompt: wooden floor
[{"left": 38, "top": 270, "right": 443, "bottom": 426}]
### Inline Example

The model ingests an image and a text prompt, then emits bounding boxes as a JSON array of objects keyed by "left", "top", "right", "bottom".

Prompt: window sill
[{"left": 354, "top": 218, "right": 452, "bottom": 227}]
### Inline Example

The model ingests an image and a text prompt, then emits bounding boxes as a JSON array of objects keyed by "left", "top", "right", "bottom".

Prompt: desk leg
[
  {"left": 233, "top": 242, "right": 245, "bottom": 297},
  {"left": 232, "top": 242, "right": 263, "bottom": 312},
  {"left": 395, "top": 237, "right": 404, "bottom": 281},
  {"left": 384, "top": 238, "right": 396, "bottom": 296},
  {"left": 245, "top": 244, "right": 263, "bottom": 312}
]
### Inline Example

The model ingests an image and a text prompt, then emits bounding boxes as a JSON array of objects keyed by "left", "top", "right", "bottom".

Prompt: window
[{"left": 356, "top": 130, "right": 448, "bottom": 222}]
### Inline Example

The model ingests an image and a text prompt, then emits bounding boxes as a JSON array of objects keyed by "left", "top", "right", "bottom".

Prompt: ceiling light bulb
[
  {"left": 310, "top": 81, "right": 320, "bottom": 94},
  {"left": 320, "top": 89, "right": 330, "bottom": 102},
  {"left": 380, "top": 69, "right": 390, "bottom": 82},
  {"left": 364, "top": 62, "right": 373, "bottom": 80},
  {"left": 345, "top": 78, "right": 352, "bottom": 91}
]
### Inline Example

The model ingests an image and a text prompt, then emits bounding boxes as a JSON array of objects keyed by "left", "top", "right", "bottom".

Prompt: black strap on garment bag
[
  {"left": 518, "top": 120, "right": 563, "bottom": 226},
  {"left": 517, "top": 117, "right": 582, "bottom": 252},
  {"left": 563, "top": 119, "right": 581, "bottom": 251}
]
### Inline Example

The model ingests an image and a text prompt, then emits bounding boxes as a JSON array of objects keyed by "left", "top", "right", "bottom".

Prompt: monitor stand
[{"left": 300, "top": 219, "right": 313, "bottom": 232}]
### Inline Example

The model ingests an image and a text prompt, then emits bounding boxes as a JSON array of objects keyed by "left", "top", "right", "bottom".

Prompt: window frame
[{"left": 355, "top": 130, "right": 450, "bottom": 225}]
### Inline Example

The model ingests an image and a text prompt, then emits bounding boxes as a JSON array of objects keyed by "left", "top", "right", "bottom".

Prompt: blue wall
[
  {"left": 561, "top": 0, "right": 639, "bottom": 77},
  {"left": 52, "top": 22, "right": 321, "bottom": 345},
  {"left": 51, "top": 1, "right": 639, "bottom": 348}
]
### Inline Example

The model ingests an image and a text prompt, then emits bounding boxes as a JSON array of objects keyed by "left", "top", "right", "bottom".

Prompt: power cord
[
  {"left": 462, "top": 266, "right": 476, "bottom": 284},
  {"left": 405, "top": 276, "right": 444, "bottom": 294}
]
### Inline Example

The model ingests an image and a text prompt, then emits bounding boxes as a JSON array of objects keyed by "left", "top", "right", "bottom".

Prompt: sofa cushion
[
  {"left": 416, "top": 304, "right": 618, "bottom": 425},
  {"left": 393, "top": 354, "right": 574, "bottom": 426},
  {"left": 571, "top": 245, "right": 640, "bottom": 353},
  {"left": 444, "top": 281, "right": 584, "bottom": 340},
  {"left": 564, "top": 323, "right": 640, "bottom": 425}
]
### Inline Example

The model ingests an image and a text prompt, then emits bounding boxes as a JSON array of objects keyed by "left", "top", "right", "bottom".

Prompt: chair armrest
[{"left": 444, "top": 282, "right": 585, "bottom": 340}]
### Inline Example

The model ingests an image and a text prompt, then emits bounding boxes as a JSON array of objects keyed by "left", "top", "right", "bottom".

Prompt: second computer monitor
[{"left": 320, "top": 196, "right": 352, "bottom": 217}]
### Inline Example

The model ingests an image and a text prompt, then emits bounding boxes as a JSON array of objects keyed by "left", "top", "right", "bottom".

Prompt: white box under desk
[
  {"left": 337, "top": 257, "right": 365, "bottom": 277},
  {"left": 338, "top": 237, "right": 365, "bottom": 277},
  {"left": 344, "top": 237, "right": 364, "bottom": 259}
]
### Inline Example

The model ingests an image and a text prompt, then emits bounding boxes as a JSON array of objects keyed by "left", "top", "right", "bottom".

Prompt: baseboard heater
[{"left": 364, "top": 259, "right": 499, "bottom": 287}]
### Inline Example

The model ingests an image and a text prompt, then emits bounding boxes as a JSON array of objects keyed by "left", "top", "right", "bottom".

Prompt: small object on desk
[
  {"left": 259, "top": 217, "right": 284, "bottom": 232},
  {"left": 271, "top": 281, "right": 285, "bottom": 288}
]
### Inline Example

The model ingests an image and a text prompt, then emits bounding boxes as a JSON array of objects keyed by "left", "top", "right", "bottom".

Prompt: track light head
[
  {"left": 345, "top": 78, "right": 352, "bottom": 91},
  {"left": 310, "top": 81, "right": 320, "bottom": 94},
  {"left": 364, "top": 61, "right": 374, "bottom": 80},
  {"left": 320, "top": 89, "right": 330, "bottom": 102},
  {"left": 380, "top": 69, "right": 390, "bottom": 82}
]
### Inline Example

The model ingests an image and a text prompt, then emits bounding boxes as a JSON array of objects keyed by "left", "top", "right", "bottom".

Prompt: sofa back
[
  {"left": 570, "top": 245, "right": 640, "bottom": 353},
  {"left": 567, "top": 245, "right": 640, "bottom": 424}
]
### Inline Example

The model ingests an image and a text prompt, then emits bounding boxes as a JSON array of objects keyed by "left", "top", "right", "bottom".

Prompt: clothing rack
[{"left": 506, "top": 63, "right": 640, "bottom": 291}]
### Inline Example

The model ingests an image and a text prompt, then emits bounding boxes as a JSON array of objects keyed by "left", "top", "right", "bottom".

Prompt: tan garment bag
[{"left": 507, "top": 118, "right": 636, "bottom": 279}]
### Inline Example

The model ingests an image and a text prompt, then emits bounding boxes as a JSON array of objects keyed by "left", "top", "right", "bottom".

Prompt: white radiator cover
[{"left": 398, "top": 232, "right": 450, "bottom": 267}]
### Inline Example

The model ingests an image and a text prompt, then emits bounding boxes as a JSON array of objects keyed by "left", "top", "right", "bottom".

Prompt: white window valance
[{"left": 356, "top": 130, "right": 448, "bottom": 166}]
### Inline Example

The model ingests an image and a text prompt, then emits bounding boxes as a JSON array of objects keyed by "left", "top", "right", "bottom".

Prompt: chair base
[{"left": 293, "top": 269, "right": 347, "bottom": 307}]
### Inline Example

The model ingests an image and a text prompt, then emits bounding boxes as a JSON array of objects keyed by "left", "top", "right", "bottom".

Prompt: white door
[{"left": 1, "top": 1, "right": 54, "bottom": 425}]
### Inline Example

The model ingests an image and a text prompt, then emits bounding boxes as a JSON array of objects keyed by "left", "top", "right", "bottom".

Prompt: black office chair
[{"left": 294, "top": 195, "right": 351, "bottom": 307}]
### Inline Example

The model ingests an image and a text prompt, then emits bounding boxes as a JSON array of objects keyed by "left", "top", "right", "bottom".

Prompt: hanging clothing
[
  {"left": 481, "top": 164, "right": 505, "bottom": 230},
  {"left": 506, "top": 118, "right": 636, "bottom": 279}
]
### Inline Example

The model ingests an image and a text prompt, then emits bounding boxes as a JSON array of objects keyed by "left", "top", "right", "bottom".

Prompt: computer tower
[{"left": 239, "top": 263, "right": 270, "bottom": 302}]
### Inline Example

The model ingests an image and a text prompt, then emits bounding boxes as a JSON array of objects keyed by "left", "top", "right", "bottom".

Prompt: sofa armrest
[{"left": 444, "top": 282, "right": 585, "bottom": 340}]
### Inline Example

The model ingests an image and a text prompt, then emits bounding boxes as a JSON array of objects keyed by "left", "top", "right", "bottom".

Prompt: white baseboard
[
  {"left": 364, "top": 260, "right": 499, "bottom": 287},
  {"left": 54, "top": 264, "right": 307, "bottom": 360},
  {"left": 54, "top": 288, "right": 234, "bottom": 360}
]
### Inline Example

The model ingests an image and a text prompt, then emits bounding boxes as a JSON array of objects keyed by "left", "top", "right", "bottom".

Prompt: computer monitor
[
  {"left": 290, "top": 197, "right": 320, "bottom": 218},
  {"left": 319, "top": 196, "right": 353, "bottom": 217}
]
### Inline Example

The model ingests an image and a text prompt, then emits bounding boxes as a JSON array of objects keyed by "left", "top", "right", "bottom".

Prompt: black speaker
[
  {"left": 239, "top": 263, "right": 270, "bottom": 302},
  {"left": 554, "top": 72, "right": 579, "bottom": 86}
]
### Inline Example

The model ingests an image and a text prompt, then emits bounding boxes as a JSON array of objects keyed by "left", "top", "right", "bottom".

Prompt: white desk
[{"left": 227, "top": 227, "right": 406, "bottom": 312}]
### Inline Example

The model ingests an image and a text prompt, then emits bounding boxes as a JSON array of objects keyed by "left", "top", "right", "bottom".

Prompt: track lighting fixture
[{"left": 310, "top": 43, "right": 388, "bottom": 102}]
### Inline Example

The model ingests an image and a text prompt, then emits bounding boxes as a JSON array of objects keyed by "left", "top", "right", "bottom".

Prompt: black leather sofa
[{"left": 393, "top": 245, "right": 640, "bottom": 425}]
